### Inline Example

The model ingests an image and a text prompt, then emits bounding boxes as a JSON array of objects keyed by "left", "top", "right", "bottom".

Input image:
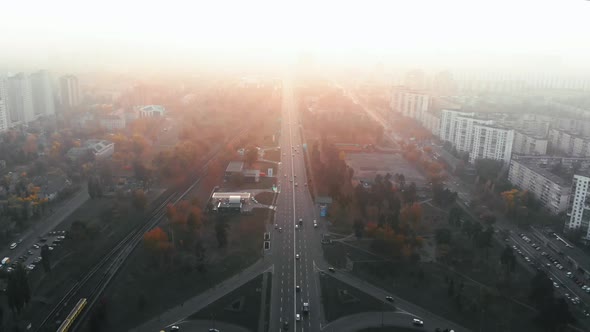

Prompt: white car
[
  {"left": 314, "top": 223, "right": 318, "bottom": 228},
  {"left": 295, "top": 225, "right": 299, "bottom": 230},
  {"left": 296, "top": 254, "right": 300, "bottom": 260},
  {"left": 296, "top": 314, "right": 301, "bottom": 321},
  {"left": 412, "top": 318, "right": 424, "bottom": 326},
  {"left": 9, "top": 243, "right": 17, "bottom": 250}
]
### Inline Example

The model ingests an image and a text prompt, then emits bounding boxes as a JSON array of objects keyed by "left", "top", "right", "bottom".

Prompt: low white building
[
  {"left": 508, "top": 159, "right": 571, "bottom": 214},
  {"left": 85, "top": 139, "right": 115, "bottom": 159},
  {"left": 137, "top": 105, "right": 165, "bottom": 118}
]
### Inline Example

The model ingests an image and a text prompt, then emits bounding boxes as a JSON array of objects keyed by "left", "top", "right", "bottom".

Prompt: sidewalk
[{"left": 131, "top": 259, "right": 271, "bottom": 331}]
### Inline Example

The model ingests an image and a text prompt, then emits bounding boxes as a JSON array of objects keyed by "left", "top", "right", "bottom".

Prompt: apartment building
[
  {"left": 390, "top": 87, "right": 430, "bottom": 122},
  {"left": 6, "top": 73, "right": 35, "bottom": 125},
  {"left": 30, "top": 70, "right": 55, "bottom": 117},
  {"left": 439, "top": 109, "right": 493, "bottom": 152},
  {"left": 508, "top": 159, "right": 571, "bottom": 214},
  {"left": 549, "top": 128, "right": 590, "bottom": 157},
  {"left": 421, "top": 111, "right": 441, "bottom": 137},
  {"left": 567, "top": 174, "right": 590, "bottom": 239},
  {"left": 512, "top": 131, "right": 548, "bottom": 155},
  {"left": 0, "top": 98, "right": 7, "bottom": 132},
  {"left": 60, "top": 75, "right": 80, "bottom": 108},
  {"left": 470, "top": 123, "right": 514, "bottom": 164}
]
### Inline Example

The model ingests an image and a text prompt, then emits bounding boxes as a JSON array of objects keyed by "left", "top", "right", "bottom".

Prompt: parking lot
[
  {"left": 1, "top": 230, "right": 68, "bottom": 275},
  {"left": 507, "top": 231, "right": 590, "bottom": 319},
  {"left": 345, "top": 153, "right": 427, "bottom": 188}
]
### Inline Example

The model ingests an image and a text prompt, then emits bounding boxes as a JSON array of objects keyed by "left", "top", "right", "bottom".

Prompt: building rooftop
[
  {"left": 514, "top": 159, "right": 572, "bottom": 186},
  {"left": 226, "top": 161, "right": 244, "bottom": 173}
]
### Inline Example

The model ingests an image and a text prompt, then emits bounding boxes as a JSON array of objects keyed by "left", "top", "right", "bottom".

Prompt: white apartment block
[
  {"left": 512, "top": 131, "right": 548, "bottom": 155},
  {"left": 439, "top": 109, "right": 493, "bottom": 153},
  {"left": 7, "top": 73, "right": 35, "bottom": 125},
  {"left": 30, "top": 70, "right": 55, "bottom": 117},
  {"left": 549, "top": 128, "right": 590, "bottom": 157},
  {"left": 0, "top": 98, "right": 8, "bottom": 132},
  {"left": 470, "top": 124, "right": 514, "bottom": 164},
  {"left": 439, "top": 109, "right": 473, "bottom": 142},
  {"left": 567, "top": 174, "right": 590, "bottom": 239},
  {"left": 421, "top": 111, "right": 441, "bottom": 137},
  {"left": 508, "top": 159, "right": 571, "bottom": 214},
  {"left": 60, "top": 75, "right": 80, "bottom": 108},
  {"left": 390, "top": 88, "right": 430, "bottom": 122}
]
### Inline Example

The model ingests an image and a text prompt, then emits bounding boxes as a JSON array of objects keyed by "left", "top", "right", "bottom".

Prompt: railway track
[{"left": 35, "top": 126, "right": 251, "bottom": 332}]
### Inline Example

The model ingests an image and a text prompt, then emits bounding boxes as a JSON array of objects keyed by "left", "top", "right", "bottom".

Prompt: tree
[
  {"left": 500, "top": 245, "right": 516, "bottom": 278},
  {"left": 245, "top": 147, "right": 258, "bottom": 166},
  {"left": 448, "top": 206, "right": 462, "bottom": 227},
  {"left": 435, "top": 228, "right": 452, "bottom": 245},
  {"left": 41, "top": 245, "right": 51, "bottom": 272},
  {"left": 353, "top": 218, "right": 364, "bottom": 239},
  {"left": 529, "top": 271, "right": 554, "bottom": 309},
  {"left": 6, "top": 264, "right": 31, "bottom": 314},
  {"left": 132, "top": 189, "right": 148, "bottom": 211},
  {"left": 215, "top": 217, "right": 230, "bottom": 248}
]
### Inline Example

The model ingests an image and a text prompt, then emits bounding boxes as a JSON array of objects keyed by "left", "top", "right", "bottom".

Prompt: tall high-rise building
[
  {"left": 0, "top": 75, "right": 8, "bottom": 125},
  {"left": 60, "top": 75, "right": 80, "bottom": 108},
  {"left": 567, "top": 174, "right": 590, "bottom": 239},
  {"left": 0, "top": 97, "right": 8, "bottom": 132},
  {"left": 30, "top": 70, "right": 55, "bottom": 117},
  {"left": 7, "top": 73, "right": 35, "bottom": 125}
]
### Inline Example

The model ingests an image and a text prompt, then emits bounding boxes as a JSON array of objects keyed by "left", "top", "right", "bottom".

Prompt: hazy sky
[{"left": 1, "top": 0, "right": 589, "bottom": 72}]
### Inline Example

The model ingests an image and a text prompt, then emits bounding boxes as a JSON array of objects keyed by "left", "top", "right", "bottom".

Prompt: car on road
[
  {"left": 9, "top": 243, "right": 17, "bottom": 250},
  {"left": 295, "top": 225, "right": 299, "bottom": 230},
  {"left": 283, "top": 320, "right": 289, "bottom": 330},
  {"left": 296, "top": 285, "right": 300, "bottom": 292},
  {"left": 296, "top": 314, "right": 301, "bottom": 321},
  {"left": 412, "top": 318, "right": 424, "bottom": 326},
  {"left": 170, "top": 326, "right": 180, "bottom": 331},
  {"left": 313, "top": 222, "right": 317, "bottom": 228},
  {"left": 295, "top": 254, "right": 300, "bottom": 260},
  {"left": 279, "top": 227, "right": 283, "bottom": 232},
  {"left": 328, "top": 267, "right": 335, "bottom": 273},
  {"left": 27, "top": 250, "right": 33, "bottom": 255},
  {"left": 26, "top": 264, "right": 35, "bottom": 271},
  {"left": 295, "top": 183, "right": 298, "bottom": 186},
  {"left": 385, "top": 296, "right": 394, "bottom": 302},
  {"left": 33, "top": 257, "right": 42, "bottom": 263},
  {"left": 33, "top": 244, "right": 40, "bottom": 249},
  {"left": 208, "top": 329, "right": 220, "bottom": 332}
]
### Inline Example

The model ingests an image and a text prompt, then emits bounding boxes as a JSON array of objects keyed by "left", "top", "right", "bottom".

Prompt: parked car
[{"left": 412, "top": 318, "right": 424, "bottom": 326}]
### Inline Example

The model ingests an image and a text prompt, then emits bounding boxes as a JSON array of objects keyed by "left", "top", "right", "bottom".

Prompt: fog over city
[
  {"left": 3, "top": 1, "right": 590, "bottom": 332},
  {"left": 1, "top": 0, "right": 590, "bottom": 73}
]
